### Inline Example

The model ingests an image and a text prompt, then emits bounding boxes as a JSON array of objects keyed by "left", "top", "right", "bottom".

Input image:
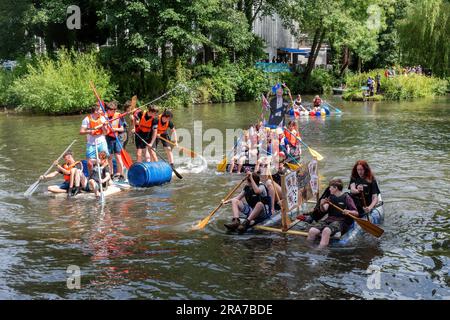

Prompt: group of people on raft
[
  {"left": 39, "top": 100, "right": 177, "bottom": 198},
  {"left": 223, "top": 159, "right": 381, "bottom": 247}
]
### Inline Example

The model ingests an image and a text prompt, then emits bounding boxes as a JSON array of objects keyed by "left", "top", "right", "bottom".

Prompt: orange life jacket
[
  {"left": 62, "top": 161, "right": 81, "bottom": 182},
  {"left": 157, "top": 115, "right": 170, "bottom": 135},
  {"left": 107, "top": 112, "right": 122, "bottom": 137},
  {"left": 88, "top": 114, "right": 104, "bottom": 136},
  {"left": 284, "top": 129, "right": 300, "bottom": 146},
  {"left": 137, "top": 112, "right": 155, "bottom": 133}
]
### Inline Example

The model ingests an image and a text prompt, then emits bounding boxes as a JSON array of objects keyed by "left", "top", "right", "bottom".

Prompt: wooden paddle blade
[
  {"left": 120, "top": 149, "right": 133, "bottom": 169},
  {"left": 131, "top": 95, "right": 137, "bottom": 110},
  {"left": 286, "top": 162, "right": 300, "bottom": 171},
  {"left": 217, "top": 157, "right": 227, "bottom": 172},
  {"left": 355, "top": 218, "right": 384, "bottom": 238},
  {"left": 308, "top": 147, "right": 324, "bottom": 161}
]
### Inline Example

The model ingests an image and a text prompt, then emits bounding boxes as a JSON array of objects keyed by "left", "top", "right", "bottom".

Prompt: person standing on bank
[{"left": 267, "top": 85, "right": 290, "bottom": 128}]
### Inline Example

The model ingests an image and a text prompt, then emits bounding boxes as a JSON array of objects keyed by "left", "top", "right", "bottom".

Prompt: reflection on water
[{"left": 0, "top": 96, "right": 449, "bottom": 299}]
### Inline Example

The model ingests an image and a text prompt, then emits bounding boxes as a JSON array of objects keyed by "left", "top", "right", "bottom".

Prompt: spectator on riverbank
[{"left": 375, "top": 73, "right": 381, "bottom": 94}]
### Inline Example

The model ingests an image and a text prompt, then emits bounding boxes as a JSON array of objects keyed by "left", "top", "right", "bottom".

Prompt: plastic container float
[{"left": 127, "top": 161, "right": 172, "bottom": 188}]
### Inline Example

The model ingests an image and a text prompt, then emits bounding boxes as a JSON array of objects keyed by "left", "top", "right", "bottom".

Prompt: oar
[
  {"left": 157, "top": 135, "right": 199, "bottom": 159},
  {"left": 89, "top": 81, "right": 133, "bottom": 169},
  {"left": 94, "top": 143, "right": 105, "bottom": 204},
  {"left": 324, "top": 100, "right": 342, "bottom": 113},
  {"left": 134, "top": 132, "right": 183, "bottom": 179},
  {"left": 283, "top": 127, "right": 324, "bottom": 161},
  {"left": 326, "top": 201, "right": 384, "bottom": 238},
  {"left": 193, "top": 177, "right": 247, "bottom": 230},
  {"left": 217, "top": 133, "right": 243, "bottom": 172},
  {"left": 24, "top": 139, "right": 77, "bottom": 197}
]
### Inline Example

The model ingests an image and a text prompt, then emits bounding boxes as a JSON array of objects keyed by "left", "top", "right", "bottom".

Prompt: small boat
[
  {"left": 255, "top": 194, "right": 384, "bottom": 247},
  {"left": 332, "top": 87, "right": 348, "bottom": 95}
]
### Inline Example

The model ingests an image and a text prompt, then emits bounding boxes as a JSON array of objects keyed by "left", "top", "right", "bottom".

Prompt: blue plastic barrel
[
  {"left": 127, "top": 161, "right": 172, "bottom": 188},
  {"left": 315, "top": 111, "right": 321, "bottom": 116}
]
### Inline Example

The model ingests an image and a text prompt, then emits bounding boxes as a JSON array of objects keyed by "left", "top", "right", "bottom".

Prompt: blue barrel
[
  {"left": 323, "top": 107, "right": 330, "bottom": 115},
  {"left": 127, "top": 161, "right": 172, "bottom": 188},
  {"left": 315, "top": 111, "right": 321, "bottom": 116}
]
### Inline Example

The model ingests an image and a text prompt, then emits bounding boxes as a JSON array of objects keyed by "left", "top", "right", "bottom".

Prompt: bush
[
  {"left": 9, "top": 49, "right": 116, "bottom": 114},
  {"left": 344, "top": 68, "right": 448, "bottom": 100}
]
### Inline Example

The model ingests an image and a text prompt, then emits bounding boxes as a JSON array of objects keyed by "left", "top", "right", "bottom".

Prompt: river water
[{"left": 0, "top": 96, "right": 449, "bottom": 299}]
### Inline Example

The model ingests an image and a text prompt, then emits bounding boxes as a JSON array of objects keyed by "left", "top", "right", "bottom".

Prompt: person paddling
[
  {"left": 223, "top": 171, "right": 272, "bottom": 234},
  {"left": 312, "top": 95, "right": 322, "bottom": 112},
  {"left": 155, "top": 110, "right": 178, "bottom": 168},
  {"left": 39, "top": 150, "right": 86, "bottom": 197},
  {"left": 307, "top": 179, "right": 358, "bottom": 248},
  {"left": 132, "top": 105, "right": 159, "bottom": 162},
  {"left": 105, "top": 101, "right": 126, "bottom": 181},
  {"left": 79, "top": 105, "right": 109, "bottom": 175}
]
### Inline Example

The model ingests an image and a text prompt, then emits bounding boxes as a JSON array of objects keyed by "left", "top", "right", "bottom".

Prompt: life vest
[
  {"left": 137, "top": 112, "right": 154, "bottom": 133},
  {"left": 284, "top": 129, "right": 300, "bottom": 147},
  {"left": 157, "top": 115, "right": 170, "bottom": 135},
  {"left": 244, "top": 184, "right": 271, "bottom": 209},
  {"left": 107, "top": 112, "right": 122, "bottom": 138},
  {"left": 88, "top": 114, "right": 104, "bottom": 136},
  {"left": 62, "top": 161, "right": 81, "bottom": 182},
  {"left": 328, "top": 193, "right": 349, "bottom": 219}
]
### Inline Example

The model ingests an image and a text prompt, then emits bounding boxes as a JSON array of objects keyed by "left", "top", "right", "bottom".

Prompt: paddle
[
  {"left": 97, "top": 85, "right": 184, "bottom": 126},
  {"left": 157, "top": 135, "right": 199, "bottom": 159},
  {"left": 326, "top": 200, "right": 384, "bottom": 238},
  {"left": 217, "top": 133, "right": 243, "bottom": 172},
  {"left": 94, "top": 142, "right": 105, "bottom": 204},
  {"left": 24, "top": 139, "right": 77, "bottom": 197},
  {"left": 324, "top": 100, "right": 342, "bottom": 113},
  {"left": 89, "top": 81, "right": 133, "bottom": 169},
  {"left": 134, "top": 132, "right": 183, "bottom": 179},
  {"left": 193, "top": 177, "right": 247, "bottom": 230},
  {"left": 283, "top": 127, "right": 324, "bottom": 161}
]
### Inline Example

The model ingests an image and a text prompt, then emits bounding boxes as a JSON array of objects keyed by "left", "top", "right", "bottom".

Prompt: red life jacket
[
  {"left": 62, "top": 161, "right": 80, "bottom": 182},
  {"left": 284, "top": 129, "right": 300, "bottom": 146},
  {"left": 107, "top": 112, "right": 121, "bottom": 138},
  {"left": 137, "top": 112, "right": 155, "bottom": 133},
  {"left": 88, "top": 114, "right": 104, "bottom": 136},
  {"left": 157, "top": 115, "right": 170, "bottom": 135}
]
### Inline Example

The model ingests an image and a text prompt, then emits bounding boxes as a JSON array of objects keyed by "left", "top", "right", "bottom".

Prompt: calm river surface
[{"left": 0, "top": 96, "right": 449, "bottom": 299}]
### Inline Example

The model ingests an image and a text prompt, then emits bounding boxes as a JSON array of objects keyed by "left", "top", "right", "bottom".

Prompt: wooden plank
[
  {"left": 254, "top": 225, "right": 309, "bottom": 237},
  {"left": 48, "top": 184, "right": 124, "bottom": 199}
]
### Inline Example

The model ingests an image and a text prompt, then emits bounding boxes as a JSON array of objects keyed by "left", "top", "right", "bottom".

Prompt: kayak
[{"left": 256, "top": 194, "right": 385, "bottom": 247}]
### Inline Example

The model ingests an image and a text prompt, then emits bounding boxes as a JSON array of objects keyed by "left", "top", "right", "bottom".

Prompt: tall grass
[
  {"left": 344, "top": 69, "right": 448, "bottom": 100},
  {"left": 10, "top": 49, "right": 116, "bottom": 114}
]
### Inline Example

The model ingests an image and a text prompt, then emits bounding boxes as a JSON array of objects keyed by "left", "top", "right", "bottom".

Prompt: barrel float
[
  {"left": 309, "top": 111, "right": 316, "bottom": 117},
  {"left": 323, "top": 107, "right": 330, "bottom": 115},
  {"left": 127, "top": 161, "right": 172, "bottom": 188},
  {"left": 315, "top": 111, "right": 321, "bottom": 116}
]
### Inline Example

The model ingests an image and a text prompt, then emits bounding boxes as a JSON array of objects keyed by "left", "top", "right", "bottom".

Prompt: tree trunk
[
  {"left": 161, "top": 43, "right": 168, "bottom": 91},
  {"left": 304, "top": 28, "right": 325, "bottom": 81},
  {"left": 340, "top": 46, "right": 350, "bottom": 77}
]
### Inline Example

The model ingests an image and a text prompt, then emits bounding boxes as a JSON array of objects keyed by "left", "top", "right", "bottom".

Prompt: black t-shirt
[
  {"left": 90, "top": 165, "right": 110, "bottom": 187},
  {"left": 156, "top": 119, "right": 174, "bottom": 135},
  {"left": 268, "top": 97, "right": 289, "bottom": 127},
  {"left": 349, "top": 177, "right": 380, "bottom": 208}
]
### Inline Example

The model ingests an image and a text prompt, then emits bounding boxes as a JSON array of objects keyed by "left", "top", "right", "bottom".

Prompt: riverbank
[{"left": 342, "top": 70, "right": 449, "bottom": 101}]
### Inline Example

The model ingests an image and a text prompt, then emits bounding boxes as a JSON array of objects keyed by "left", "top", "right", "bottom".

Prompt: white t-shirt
[{"left": 81, "top": 115, "right": 107, "bottom": 145}]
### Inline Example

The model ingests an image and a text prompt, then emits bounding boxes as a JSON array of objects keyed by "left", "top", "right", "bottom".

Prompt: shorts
[
  {"left": 58, "top": 181, "right": 70, "bottom": 191},
  {"left": 106, "top": 136, "right": 122, "bottom": 154},
  {"left": 134, "top": 131, "right": 151, "bottom": 149},
  {"left": 86, "top": 141, "right": 109, "bottom": 159},
  {"left": 308, "top": 219, "right": 345, "bottom": 236},
  {"left": 156, "top": 134, "right": 171, "bottom": 148},
  {"left": 241, "top": 202, "right": 272, "bottom": 224}
]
